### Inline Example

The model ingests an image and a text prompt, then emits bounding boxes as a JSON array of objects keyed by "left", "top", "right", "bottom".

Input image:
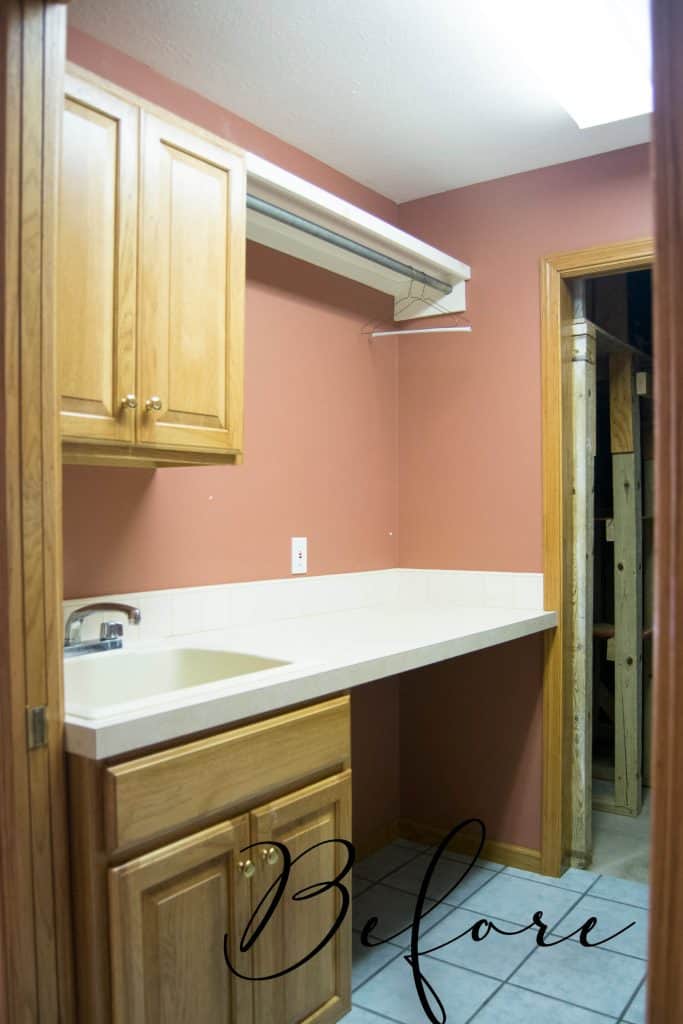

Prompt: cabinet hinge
[{"left": 26, "top": 706, "right": 48, "bottom": 750}]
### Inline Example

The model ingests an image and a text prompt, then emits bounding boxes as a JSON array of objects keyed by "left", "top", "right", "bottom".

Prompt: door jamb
[{"left": 540, "top": 238, "right": 654, "bottom": 876}]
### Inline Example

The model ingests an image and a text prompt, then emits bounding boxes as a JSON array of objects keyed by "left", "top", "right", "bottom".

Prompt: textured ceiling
[{"left": 69, "top": 0, "right": 652, "bottom": 203}]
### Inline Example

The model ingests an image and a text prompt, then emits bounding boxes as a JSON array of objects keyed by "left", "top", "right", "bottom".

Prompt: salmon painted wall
[
  {"left": 397, "top": 145, "right": 653, "bottom": 851},
  {"left": 398, "top": 144, "right": 652, "bottom": 571},
  {"left": 62, "top": 31, "right": 399, "bottom": 599}
]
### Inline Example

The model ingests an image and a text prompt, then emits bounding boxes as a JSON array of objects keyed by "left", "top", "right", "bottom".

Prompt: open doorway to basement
[{"left": 569, "top": 266, "right": 653, "bottom": 883}]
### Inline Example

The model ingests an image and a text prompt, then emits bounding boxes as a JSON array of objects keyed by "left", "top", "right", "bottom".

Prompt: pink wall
[
  {"left": 397, "top": 145, "right": 653, "bottom": 851},
  {"left": 351, "top": 676, "right": 401, "bottom": 851},
  {"left": 400, "top": 637, "right": 544, "bottom": 849},
  {"left": 398, "top": 144, "right": 652, "bottom": 571},
  {"left": 62, "top": 32, "right": 655, "bottom": 855},
  {"left": 63, "top": 32, "right": 399, "bottom": 599}
]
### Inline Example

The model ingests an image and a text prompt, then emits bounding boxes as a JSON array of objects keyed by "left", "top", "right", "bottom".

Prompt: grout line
[
  {"left": 355, "top": 844, "right": 438, "bottom": 886},
  {"left": 499, "top": 875, "right": 603, "bottom": 989},
  {"left": 616, "top": 975, "right": 647, "bottom": 1024},
  {"left": 352, "top": 943, "right": 406, "bottom": 995},
  {"left": 349, "top": 1000, "right": 405, "bottom": 1024},
  {"left": 463, "top": 977, "right": 507, "bottom": 1023},
  {"left": 354, "top": 846, "right": 648, "bottom": 1022},
  {"left": 507, "top": 978, "right": 634, "bottom": 1019}
]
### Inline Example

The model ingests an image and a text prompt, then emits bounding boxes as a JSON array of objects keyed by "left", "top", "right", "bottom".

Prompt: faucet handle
[{"left": 100, "top": 621, "right": 124, "bottom": 642}]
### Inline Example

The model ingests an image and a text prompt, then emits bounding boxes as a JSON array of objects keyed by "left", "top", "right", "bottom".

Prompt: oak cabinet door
[
  {"left": 249, "top": 772, "right": 352, "bottom": 1024},
  {"left": 109, "top": 816, "right": 253, "bottom": 1024},
  {"left": 137, "top": 112, "right": 245, "bottom": 454},
  {"left": 58, "top": 74, "right": 138, "bottom": 443}
]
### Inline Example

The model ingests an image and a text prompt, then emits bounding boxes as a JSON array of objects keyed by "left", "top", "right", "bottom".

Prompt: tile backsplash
[{"left": 63, "top": 568, "right": 545, "bottom": 646}]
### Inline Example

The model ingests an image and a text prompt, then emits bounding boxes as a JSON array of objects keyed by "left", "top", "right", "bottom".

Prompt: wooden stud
[
  {"left": 609, "top": 352, "right": 637, "bottom": 453},
  {"left": 611, "top": 445, "right": 643, "bottom": 815},
  {"left": 604, "top": 350, "right": 644, "bottom": 816},
  {"left": 567, "top": 320, "right": 597, "bottom": 865}
]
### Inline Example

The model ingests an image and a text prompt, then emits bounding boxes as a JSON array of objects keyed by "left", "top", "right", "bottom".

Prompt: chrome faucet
[{"left": 64, "top": 602, "right": 141, "bottom": 657}]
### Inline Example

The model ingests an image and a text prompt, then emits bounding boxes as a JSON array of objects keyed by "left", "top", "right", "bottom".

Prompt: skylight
[{"left": 502, "top": 0, "right": 653, "bottom": 129}]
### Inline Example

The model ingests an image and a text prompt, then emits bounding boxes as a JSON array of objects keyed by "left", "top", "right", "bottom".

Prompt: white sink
[{"left": 65, "top": 647, "right": 288, "bottom": 719}]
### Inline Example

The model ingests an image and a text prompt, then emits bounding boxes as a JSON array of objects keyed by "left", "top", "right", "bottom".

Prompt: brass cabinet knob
[
  {"left": 262, "top": 846, "right": 279, "bottom": 865},
  {"left": 145, "top": 395, "right": 163, "bottom": 413},
  {"left": 120, "top": 394, "right": 137, "bottom": 410},
  {"left": 238, "top": 859, "right": 256, "bottom": 879}
]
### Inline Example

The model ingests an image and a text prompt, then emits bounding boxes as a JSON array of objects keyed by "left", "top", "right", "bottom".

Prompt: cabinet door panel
[
  {"left": 250, "top": 772, "right": 352, "bottom": 1024},
  {"left": 109, "top": 816, "right": 253, "bottom": 1024},
  {"left": 138, "top": 112, "right": 245, "bottom": 453},
  {"left": 58, "top": 75, "right": 137, "bottom": 442}
]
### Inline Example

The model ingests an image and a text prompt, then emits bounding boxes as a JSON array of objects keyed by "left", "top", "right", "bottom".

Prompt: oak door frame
[
  {"left": 648, "top": 1, "right": 683, "bottom": 1019},
  {"left": 0, "top": 1, "right": 74, "bottom": 1020},
  {"left": 540, "top": 237, "right": 654, "bottom": 877}
]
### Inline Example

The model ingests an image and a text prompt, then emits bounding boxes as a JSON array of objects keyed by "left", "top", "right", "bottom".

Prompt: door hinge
[{"left": 26, "top": 706, "right": 48, "bottom": 750}]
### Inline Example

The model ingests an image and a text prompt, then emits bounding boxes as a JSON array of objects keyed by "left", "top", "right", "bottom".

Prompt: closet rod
[{"left": 246, "top": 194, "right": 453, "bottom": 295}]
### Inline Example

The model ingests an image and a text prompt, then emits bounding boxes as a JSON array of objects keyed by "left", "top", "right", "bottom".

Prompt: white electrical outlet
[{"left": 291, "top": 537, "right": 307, "bottom": 574}]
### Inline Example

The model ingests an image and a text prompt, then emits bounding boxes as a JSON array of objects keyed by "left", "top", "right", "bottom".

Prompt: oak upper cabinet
[
  {"left": 249, "top": 772, "right": 352, "bottom": 1024},
  {"left": 109, "top": 816, "right": 254, "bottom": 1024},
  {"left": 137, "top": 114, "right": 245, "bottom": 454},
  {"left": 58, "top": 68, "right": 246, "bottom": 466},
  {"left": 58, "top": 73, "right": 138, "bottom": 445}
]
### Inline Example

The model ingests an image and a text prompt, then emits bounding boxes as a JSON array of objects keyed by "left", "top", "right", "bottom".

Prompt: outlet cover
[{"left": 291, "top": 537, "right": 308, "bottom": 574}]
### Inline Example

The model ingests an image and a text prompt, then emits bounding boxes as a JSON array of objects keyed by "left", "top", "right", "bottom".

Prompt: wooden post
[
  {"left": 567, "top": 318, "right": 597, "bottom": 865},
  {"left": 609, "top": 352, "right": 643, "bottom": 816},
  {"left": 0, "top": 2, "right": 74, "bottom": 1019}
]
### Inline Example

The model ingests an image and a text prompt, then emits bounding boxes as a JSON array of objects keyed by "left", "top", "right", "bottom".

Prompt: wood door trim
[
  {"left": 0, "top": 2, "right": 74, "bottom": 1018},
  {"left": 540, "top": 236, "right": 654, "bottom": 875},
  {"left": 648, "top": 1, "right": 683, "bottom": 1019}
]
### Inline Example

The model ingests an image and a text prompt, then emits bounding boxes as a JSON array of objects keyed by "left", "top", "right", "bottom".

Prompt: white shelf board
[{"left": 246, "top": 152, "right": 470, "bottom": 320}]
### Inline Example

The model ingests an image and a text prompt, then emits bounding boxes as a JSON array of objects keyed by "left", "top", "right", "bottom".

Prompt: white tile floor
[
  {"left": 591, "top": 784, "right": 651, "bottom": 884},
  {"left": 349, "top": 840, "right": 648, "bottom": 1024}
]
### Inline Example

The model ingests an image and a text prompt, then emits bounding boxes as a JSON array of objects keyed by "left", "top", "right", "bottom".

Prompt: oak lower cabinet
[
  {"left": 68, "top": 696, "right": 352, "bottom": 1024},
  {"left": 249, "top": 774, "right": 352, "bottom": 1024},
  {"left": 58, "top": 65, "right": 245, "bottom": 467},
  {"left": 109, "top": 816, "right": 254, "bottom": 1024}
]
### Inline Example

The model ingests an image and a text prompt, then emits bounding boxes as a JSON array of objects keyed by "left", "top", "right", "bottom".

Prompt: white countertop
[{"left": 64, "top": 571, "right": 557, "bottom": 759}]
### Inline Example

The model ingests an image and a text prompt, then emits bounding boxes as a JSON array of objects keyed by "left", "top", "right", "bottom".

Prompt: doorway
[
  {"left": 568, "top": 268, "right": 653, "bottom": 882},
  {"left": 539, "top": 237, "right": 653, "bottom": 880}
]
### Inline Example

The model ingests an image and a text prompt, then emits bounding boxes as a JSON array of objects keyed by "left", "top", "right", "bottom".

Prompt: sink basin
[{"left": 65, "top": 647, "right": 288, "bottom": 718}]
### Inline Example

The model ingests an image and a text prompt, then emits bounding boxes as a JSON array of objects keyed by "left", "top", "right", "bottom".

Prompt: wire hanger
[{"left": 361, "top": 281, "right": 472, "bottom": 337}]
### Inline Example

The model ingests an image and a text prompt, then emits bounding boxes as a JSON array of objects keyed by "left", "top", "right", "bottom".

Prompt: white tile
[
  {"left": 462, "top": 874, "right": 580, "bottom": 929},
  {"left": 170, "top": 589, "right": 203, "bottom": 635},
  {"left": 353, "top": 883, "right": 453, "bottom": 944},
  {"left": 352, "top": 930, "right": 403, "bottom": 989},
  {"left": 502, "top": 866, "right": 599, "bottom": 894},
  {"left": 512, "top": 574, "right": 544, "bottom": 609},
  {"left": 383, "top": 854, "right": 497, "bottom": 908},
  {"left": 472, "top": 985, "right": 621, "bottom": 1023},
  {"left": 511, "top": 940, "right": 645, "bottom": 1017},
  {"left": 590, "top": 876, "right": 649, "bottom": 909},
  {"left": 623, "top": 979, "right": 647, "bottom": 1023},
  {"left": 354, "top": 954, "right": 498, "bottom": 1024},
  {"left": 483, "top": 574, "right": 516, "bottom": 608},
  {"left": 553, "top": 895, "right": 648, "bottom": 959},
  {"left": 414, "top": 906, "right": 539, "bottom": 980},
  {"left": 356, "top": 843, "right": 421, "bottom": 882},
  {"left": 133, "top": 593, "right": 171, "bottom": 638}
]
